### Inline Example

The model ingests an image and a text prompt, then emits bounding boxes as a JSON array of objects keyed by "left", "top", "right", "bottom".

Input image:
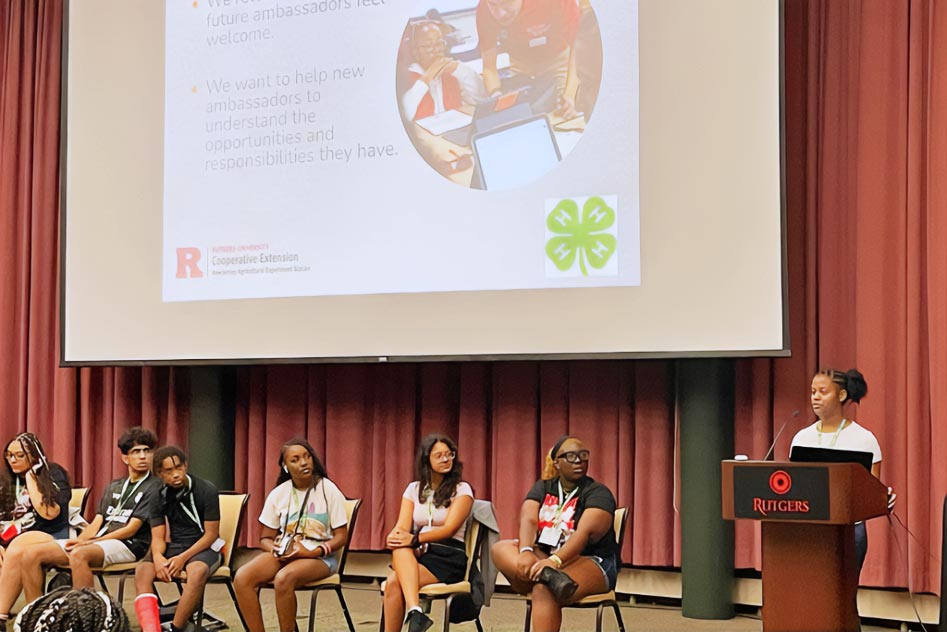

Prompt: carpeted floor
[{"left": 107, "top": 580, "right": 903, "bottom": 632}]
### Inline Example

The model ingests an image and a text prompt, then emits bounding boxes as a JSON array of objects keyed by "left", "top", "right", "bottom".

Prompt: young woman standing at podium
[{"left": 789, "top": 368, "right": 893, "bottom": 576}]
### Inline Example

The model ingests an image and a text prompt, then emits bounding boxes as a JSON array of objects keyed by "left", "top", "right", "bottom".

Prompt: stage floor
[{"left": 116, "top": 580, "right": 898, "bottom": 632}]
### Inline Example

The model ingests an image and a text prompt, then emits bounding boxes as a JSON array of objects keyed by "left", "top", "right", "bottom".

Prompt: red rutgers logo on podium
[
  {"left": 175, "top": 247, "right": 204, "bottom": 278},
  {"left": 769, "top": 470, "right": 792, "bottom": 495}
]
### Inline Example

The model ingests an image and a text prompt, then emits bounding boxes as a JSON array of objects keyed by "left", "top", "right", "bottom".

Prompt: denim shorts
[{"left": 590, "top": 554, "right": 619, "bottom": 591}]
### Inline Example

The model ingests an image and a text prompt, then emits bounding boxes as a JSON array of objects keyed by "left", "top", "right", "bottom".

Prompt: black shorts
[
  {"left": 418, "top": 539, "right": 467, "bottom": 584},
  {"left": 143, "top": 542, "right": 222, "bottom": 575}
]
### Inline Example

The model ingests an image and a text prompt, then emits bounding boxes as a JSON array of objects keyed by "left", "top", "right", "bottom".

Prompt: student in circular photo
[{"left": 396, "top": 1, "right": 603, "bottom": 191}]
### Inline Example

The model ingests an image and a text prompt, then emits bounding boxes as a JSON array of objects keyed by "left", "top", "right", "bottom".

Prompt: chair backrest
[
  {"left": 70, "top": 487, "right": 90, "bottom": 515},
  {"left": 336, "top": 498, "right": 362, "bottom": 577},
  {"left": 462, "top": 517, "right": 483, "bottom": 580},
  {"left": 613, "top": 506, "right": 628, "bottom": 550},
  {"left": 217, "top": 492, "right": 249, "bottom": 568}
]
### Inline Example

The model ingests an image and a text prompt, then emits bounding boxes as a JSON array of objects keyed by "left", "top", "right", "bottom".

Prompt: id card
[
  {"left": 211, "top": 537, "right": 226, "bottom": 553},
  {"left": 538, "top": 526, "right": 562, "bottom": 547}
]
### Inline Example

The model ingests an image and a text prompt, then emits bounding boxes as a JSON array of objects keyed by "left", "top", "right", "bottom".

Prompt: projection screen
[{"left": 61, "top": 0, "right": 787, "bottom": 364}]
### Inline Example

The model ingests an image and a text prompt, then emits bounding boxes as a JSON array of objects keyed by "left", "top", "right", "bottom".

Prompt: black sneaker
[
  {"left": 537, "top": 566, "right": 579, "bottom": 604},
  {"left": 405, "top": 609, "right": 433, "bottom": 632}
]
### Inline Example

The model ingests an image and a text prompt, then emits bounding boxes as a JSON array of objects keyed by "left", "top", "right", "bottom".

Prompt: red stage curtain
[
  {"left": 3, "top": 0, "right": 946, "bottom": 594},
  {"left": 0, "top": 0, "right": 190, "bottom": 513}
]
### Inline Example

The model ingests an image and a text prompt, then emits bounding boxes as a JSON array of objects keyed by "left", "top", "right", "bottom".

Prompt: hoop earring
[{"left": 282, "top": 465, "right": 288, "bottom": 473}]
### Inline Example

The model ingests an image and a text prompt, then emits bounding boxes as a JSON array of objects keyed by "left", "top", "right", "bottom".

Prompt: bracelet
[
  {"left": 410, "top": 533, "right": 421, "bottom": 548},
  {"left": 549, "top": 554, "right": 563, "bottom": 568},
  {"left": 322, "top": 542, "right": 332, "bottom": 556},
  {"left": 519, "top": 546, "right": 534, "bottom": 554}
]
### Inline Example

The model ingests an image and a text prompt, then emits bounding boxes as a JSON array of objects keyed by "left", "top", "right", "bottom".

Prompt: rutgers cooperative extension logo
[
  {"left": 175, "top": 247, "right": 204, "bottom": 279},
  {"left": 769, "top": 470, "right": 792, "bottom": 495}
]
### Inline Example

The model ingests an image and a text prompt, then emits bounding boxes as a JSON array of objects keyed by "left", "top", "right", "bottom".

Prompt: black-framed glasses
[
  {"left": 4, "top": 452, "right": 26, "bottom": 462},
  {"left": 556, "top": 450, "right": 590, "bottom": 464}
]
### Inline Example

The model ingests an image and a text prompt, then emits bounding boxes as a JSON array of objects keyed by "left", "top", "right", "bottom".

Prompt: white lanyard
[
  {"left": 553, "top": 481, "right": 579, "bottom": 527},
  {"left": 98, "top": 473, "right": 149, "bottom": 536},
  {"left": 817, "top": 419, "right": 847, "bottom": 447},
  {"left": 177, "top": 476, "right": 204, "bottom": 532},
  {"left": 14, "top": 478, "right": 24, "bottom": 503}
]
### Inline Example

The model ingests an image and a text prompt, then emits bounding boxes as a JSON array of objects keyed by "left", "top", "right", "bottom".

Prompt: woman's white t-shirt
[
  {"left": 260, "top": 478, "right": 348, "bottom": 551},
  {"left": 403, "top": 481, "right": 473, "bottom": 544},
  {"left": 790, "top": 420, "right": 882, "bottom": 463}
]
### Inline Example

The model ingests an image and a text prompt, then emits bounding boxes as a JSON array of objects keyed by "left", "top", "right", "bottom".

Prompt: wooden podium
[{"left": 721, "top": 461, "right": 888, "bottom": 632}]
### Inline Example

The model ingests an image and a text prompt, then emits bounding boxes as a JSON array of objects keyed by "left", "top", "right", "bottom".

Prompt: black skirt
[{"left": 418, "top": 538, "right": 467, "bottom": 584}]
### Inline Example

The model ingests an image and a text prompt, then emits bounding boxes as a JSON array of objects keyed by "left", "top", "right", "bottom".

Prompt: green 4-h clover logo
[{"left": 545, "top": 196, "right": 617, "bottom": 275}]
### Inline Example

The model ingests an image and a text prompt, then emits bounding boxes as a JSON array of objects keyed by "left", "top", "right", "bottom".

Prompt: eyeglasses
[
  {"left": 4, "top": 452, "right": 26, "bottom": 462},
  {"left": 555, "top": 450, "right": 590, "bottom": 464},
  {"left": 431, "top": 451, "right": 456, "bottom": 463}
]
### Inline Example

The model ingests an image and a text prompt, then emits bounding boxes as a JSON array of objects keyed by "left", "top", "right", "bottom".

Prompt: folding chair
[
  {"left": 523, "top": 507, "right": 628, "bottom": 632},
  {"left": 380, "top": 517, "right": 486, "bottom": 632},
  {"left": 262, "top": 497, "right": 362, "bottom": 632},
  {"left": 173, "top": 491, "right": 250, "bottom": 631}
]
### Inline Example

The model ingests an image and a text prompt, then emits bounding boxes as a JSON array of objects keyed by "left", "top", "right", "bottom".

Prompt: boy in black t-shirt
[
  {"left": 134, "top": 446, "right": 221, "bottom": 632},
  {"left": 9, "top": 427, "right": 162, "bottom": 595}
]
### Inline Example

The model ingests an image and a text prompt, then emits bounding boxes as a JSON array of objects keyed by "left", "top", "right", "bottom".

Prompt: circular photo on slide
[{"left": 396, "top": 1, "right": 603, "bottom": 191}]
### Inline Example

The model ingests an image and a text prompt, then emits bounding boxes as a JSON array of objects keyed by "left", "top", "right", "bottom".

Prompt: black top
[
  {"left": 97, "top": 473, "right": 162, "bottom": 558},
  {"left": 15, "top": 464, "right": 71, "bottom": 537},
  {"left": 525, "top": 476, "right": 617, "bottom": 560},
  {"left": 150, "top": 475, "right": 221, "bottom": 547}
]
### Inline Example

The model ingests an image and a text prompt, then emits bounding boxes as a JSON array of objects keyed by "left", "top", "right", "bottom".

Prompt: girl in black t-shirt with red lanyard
[{"left": 491, "top": 436, "right": 618, "bottom": 632}]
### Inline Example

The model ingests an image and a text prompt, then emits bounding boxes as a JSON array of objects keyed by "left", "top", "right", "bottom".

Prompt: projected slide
[{"left": 163, "top": 0, "right": 639, "bottom": 302}]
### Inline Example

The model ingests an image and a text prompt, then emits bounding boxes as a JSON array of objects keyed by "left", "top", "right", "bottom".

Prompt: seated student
[
  {"left": 476, "top": 0, "right": 581, "bottom": 117},
  {"left": 14, "top": 587, "right": 129, "bottom": 632},
  {"left": 233, "top": 438, "right": 349, "bottom": 632},
  {"left": 0, "top": 427, "right": 161, "bottom": 623},
  {"left": 133, "top": 445, "right": 222, "bottom": 632},
  {"left": 383, "top": 434, "right": 474, "bottom": 632},
  {"left": 0, "top": 433, "right": 71, "bottom": 571},
  {"left": 491, "top": 436, "right": 618, "bottom": 632},
  {"left": 401, "top": 20, "right": 486, "bottom": 121}
]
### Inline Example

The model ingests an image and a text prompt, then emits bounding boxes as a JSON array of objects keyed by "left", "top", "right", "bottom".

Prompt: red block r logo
[{"left": 176, "top": 248, "right": 203, "bottom": 278}]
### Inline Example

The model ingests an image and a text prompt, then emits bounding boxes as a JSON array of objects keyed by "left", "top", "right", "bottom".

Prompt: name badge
[
  {"left": 538, "top": 526, "right": 562, "bottom": 547},
  {"left": 529, "top": 36, "right": 547, "bottom": 48}
]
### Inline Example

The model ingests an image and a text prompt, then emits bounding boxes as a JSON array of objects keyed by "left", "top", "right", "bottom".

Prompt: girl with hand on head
[
  {"left": 790, "top": 368, "right": 893, "bottom": 576},
  {"left": 491, "top": 436, "right": 618, "bottom": 632},
  {"left": 0, "top": 433, "right": 71, "bottom": 566},
  {"left": 233, "top": 439, "right": 349, "bottom": 632},
  {"left": 383, "top": 434, "right": 474, "bottom": 632}
]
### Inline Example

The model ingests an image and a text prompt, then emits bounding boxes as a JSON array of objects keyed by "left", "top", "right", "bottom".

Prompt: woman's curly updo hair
[{"left": 818, "top": 368, "right": 868, "bottom": 404}]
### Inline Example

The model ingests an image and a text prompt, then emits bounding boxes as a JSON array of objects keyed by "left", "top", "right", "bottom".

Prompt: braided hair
[
  {"left": 0, "top": 433, "right": 67, "bottom": 520},
  {"left": 13, "top": 588, "right": 129, "bottom": 632},
  {"left": 817, "top": 368, "right": 868, "bottom": 404}
]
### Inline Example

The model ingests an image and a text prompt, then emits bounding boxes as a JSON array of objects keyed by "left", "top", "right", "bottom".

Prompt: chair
[
  {"left": 379, "top": 517, "right": 486, "bottom": 632},
  {"left": 523, "top": 507, "right": 628, "bottom": 632},
  {"left": 173, "top": 491, "right": 250, "bottom": 631},
  {"left": 69, "top": 487, "right": 91, "bottom": 516},
  {"left": 262, "top": 497, "right": 363, "bottom": 632}
]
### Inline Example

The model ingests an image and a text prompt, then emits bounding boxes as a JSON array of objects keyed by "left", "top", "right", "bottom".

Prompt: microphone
[{"left": 762, "top": 410, "right": 801, "bottom": 461}]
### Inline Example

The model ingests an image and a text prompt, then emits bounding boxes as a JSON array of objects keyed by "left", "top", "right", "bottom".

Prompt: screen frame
[{"left": 58, "top": 0, "right": 790, "bottom": 367}]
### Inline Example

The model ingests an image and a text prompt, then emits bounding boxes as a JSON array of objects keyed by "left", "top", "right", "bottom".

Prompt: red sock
[{"left": 134, "top": 593, "right": 161, "bottom": 632}]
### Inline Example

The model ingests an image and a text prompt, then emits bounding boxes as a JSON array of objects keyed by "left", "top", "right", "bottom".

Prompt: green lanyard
[
  {"left": 97, "top": 473, "right": 149, "bottom": 536},
  {"left": 817, "top": 419, "right": 848, "bottom": 447}
]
